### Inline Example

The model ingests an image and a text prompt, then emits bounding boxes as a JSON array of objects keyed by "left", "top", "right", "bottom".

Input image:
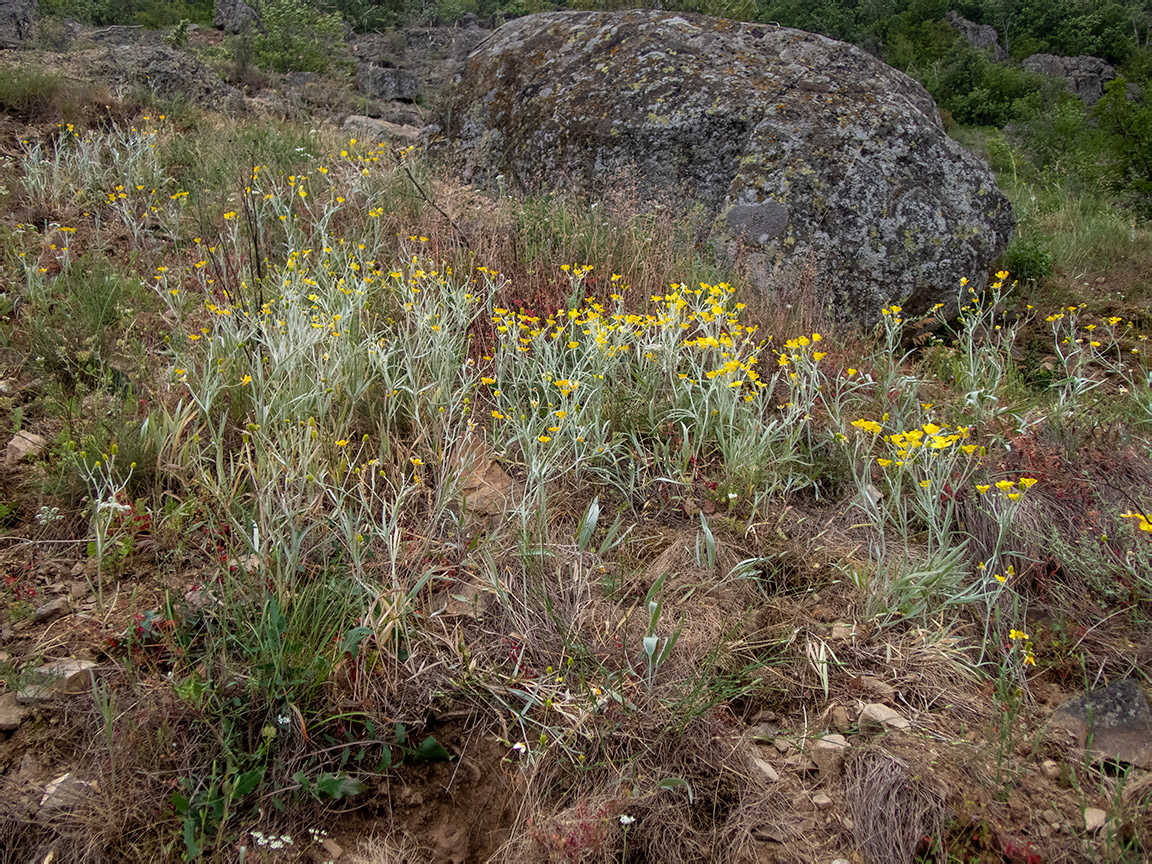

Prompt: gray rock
[
  {"left": 285, "top": 70, "right": 319, "bottom": 87},
  {"left": 0, "top": 691, "right": 26, "bottom": 730},
  {"left": 1050, "top": 679, "right": 1152, "bottom": 770},
  {"left": 1022, "top": 54, "right": 1115, "bottom": 105},
  {"left": 437, "top": 11, "right": 1014, "bottom": 323},
  {"left": 858, "top": 702, "right": 910, "bottom": 732},
  {"left": 751, "top": 755, "right": 779, "bottom": 782},
  {"left": 0, "top": 0, "right": 36, "bottom": 49},
  {"left": 6, "top": 430, "right": 45, "bottom": 466},
  {"left": 34, "top": 658, "right": 97, "bottom": 694},
  {"left": 946, "top": 11, "right": 1006, "bottom": 61},
  {"left": 33, "top": 596, "right": 70, "bottom": 623},
  {"left": 355, "top": 63, "right": 420, "bottom": 101},
  {"left": 342, "top": 115, "right": 421, "bottom": 145},
  {"left": 814, "top": 733, "right": 850, "bottom": 749},
  {"left": 86, "top": 45, "right": 246, "bottom": 114},
  {"left": 811, "top": 792, "right": 834, "bottom": 810},
  {"left": 39, "top": 772, "right": 96, "bottom": 815},
  {"left": 1040, "top": 758, "right": 1060, "bottom": 779},
  {"left": 1083, "top": 806, "right": 1107, "bottom": 833},
  {"left": 214, "top": 0, "right": 262, "bottom": 35},
  {"left": 16, "top": 684, "right": 53, "bottom": 704}
]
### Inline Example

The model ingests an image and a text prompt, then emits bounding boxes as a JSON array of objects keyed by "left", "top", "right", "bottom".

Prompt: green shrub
[
  {"left": 39, "top": 0, "right": 213, "bottom": 27},
  {"left": 251, "top": 0, "right": 346, "bottom": 74},
  {"left": 1094, "top": 78, "right": 1152, "bottom": 216},
  {"left": 999, "top": 234, "right": 1052, "bottom": 283}
]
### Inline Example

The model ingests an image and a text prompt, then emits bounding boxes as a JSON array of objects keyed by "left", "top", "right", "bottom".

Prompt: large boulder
[
  {"left": 214, "top": 0, "right": 262, "bottom": 35},
  {"left": 1022, "top": 54, "right": 1115, "bottom": 105},
  {"left": 946, "top": 11, "right": 1006, "bottom": 61},
  {"left": 0, "top": 0, "right": 37, "bottom": 49},
  {"left": 436, "top": 11, "right": 1015, "bottom": 321},
  {"left": 355, "top": 63, "right": 420, "bottom": 102},
  {"left": 87, "top": 45, "right": 246, "bottom": 114}
]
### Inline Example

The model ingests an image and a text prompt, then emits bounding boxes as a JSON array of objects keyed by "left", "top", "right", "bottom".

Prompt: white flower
[
  {"left": 512, "top": 742, "right": 526, "bottom": 754},
  {"left": 619, "top": 814, "right": 635, "bottom": 825}
]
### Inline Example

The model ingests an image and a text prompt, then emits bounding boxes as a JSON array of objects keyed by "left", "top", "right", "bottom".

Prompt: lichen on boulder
[{"left": 434, "top": 10, "right": 1015, "bottom": 321}]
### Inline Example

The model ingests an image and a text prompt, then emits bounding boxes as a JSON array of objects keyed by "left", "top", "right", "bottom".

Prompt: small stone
[
  {"left": 859, "top": 703, "right": 910, "bottom": 732},
  {"left": 751, "top": 756, "right": 780, "bottom": 782},
  {"left": 811, "top": 793, "right": 833, "bottom": 810},
  {"left": 1041, "top": 759, "right": 1060, "bottom": 780},
  {"left": 783, "top": 753, "right": 818, "bottom": 773},
  {"left": 16, "top": 685, "right": 53, "bottom": 704},
  {"left": 1041, "top": 809, "right": 1060, "bottom": 827},
  {"left": 33, "top": 597, "right": 71, "bottom": 623},
  {"left": 833, "top": 858, "right": 851, "bottom": 864},
  {"left": 774, "top": 737, "right": 796, "bottom": 754},
  {"left": 1083, "top": 807, "right": 1107, "bottom": 833},
  {"left": 39, "top": 772, "right": 97, "bottom": 815},
  {"left": 6, "top": 431, "right": 46, "bottom": 466},
  {"left": 35, "top": 659, "right": 97, "bottom": 694},
  {"left": 320, "top": 838, "right": 344, "bottom": 859},
  {"left": 0, "top": 692, "right": 26, "bottom": 730},
  {"left": 829, "top": 622, "right": 856, "bottom": 640},
  {"left": 829, "top": 705, "right": 852, "bottom": 732},
  {"left": 747, "top": 722, "right": 779, "bottom": 743},
  {"left": 814, "top": 734, "right": 850, "bottom": 749},
  {"left": 859, "top": 676, "right": 895, "bottom": 701},
  {"left": 69, "top": 582, "right": 89, "bottom": 600},
  {"left": 809, "top": 746, "right": 845, "bottom": 778}
]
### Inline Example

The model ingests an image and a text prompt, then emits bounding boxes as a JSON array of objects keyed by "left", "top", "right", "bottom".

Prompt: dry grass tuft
[{"left": 845, "top": 749, "right": 946, "bottom": 864}]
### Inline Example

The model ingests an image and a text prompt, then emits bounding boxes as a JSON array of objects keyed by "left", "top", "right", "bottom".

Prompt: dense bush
[
  {"left": 40, "top": 0, "right": 214, "bottom": 27},
  {"left": 251, "top": 0, "right": 346, "bottom": 73}
]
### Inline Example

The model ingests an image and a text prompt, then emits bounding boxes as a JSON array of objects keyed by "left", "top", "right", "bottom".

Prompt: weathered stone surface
[
  {"left": 39, "top": 772, "right": 96, "bottom": 815},
  {"left": 1022, "top": 54, "right": 1115, "bottom": 105},
  {"left": 1083, "top": 807, "right": 1107, "bottom": 833},
  {"left": 0, "top": 0, "right": 36, "bottom": 49},
  {"left": 829, "top": 704, "right": 853, "bottom": 732},
  {"left": 34, "top": 658, "right": 97, "bottom": 695},
  {"left": 87, "top": 46, "right": 246, "bottom": 114},
  {"left": 1050, "top": 679, "right": 1152, "bottom": 769},
  {"left": 751, "top": 755, "right": 780, "bottom": 782},
  {"left": 450, "top": 434, "right": 513, "bottom": 517},
  {"left": 214, "top": 0, "right": 262, "bottom": 34},
  {"left": 7, "top": 430, "right": 46, "bottom": 466},
  {"left": 946, "top": 11, "right": 1006, "bottom": 61},
  {"left": 437, "top": 10, "right": 1014, "bottom": 322},
  {"left": 342, "top": 115, "right": 421, "bottom": 146},
  {"left": 858, "top": 702, "right": 910, "bottom": 732},
  {"left": 811, "top": 792, "right": 834, "bottom": 810},
  {"left": 33, "top": 595, "right": 70, "bottom": 623},
  {"left": 355, "top": 63, "right": 420, "bottom": 101},
  {"left": 0, "top": 691, "right": 26, "bottom": 730}
]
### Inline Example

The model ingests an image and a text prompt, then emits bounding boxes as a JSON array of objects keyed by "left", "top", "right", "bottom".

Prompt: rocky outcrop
[
  {"left": 0, "top": 0, "right": 37, "bottom": 49},
  {"left": 355, "top": 63, "right": 420, "bottom": 102},
  {"left": 436, "top": 11, "right": 1015, "bottom": 321},
  {"left": 214, "top": 0, "right": 262, "bottom": 35},
  {"left": 342, "top": 114, "right": 421, "bottom": 145},
  {"left": 946, "top": 10, "right": 1006, "bottom": 61},
  {"left": 1023, "top": 53, "right": 1115, "bottom": 105},
  {"left": 351, "top": 24, "right": 491, "bottom": 98},
  {"left": 87, "top": 45, "right": 246, "bottom": 114}
]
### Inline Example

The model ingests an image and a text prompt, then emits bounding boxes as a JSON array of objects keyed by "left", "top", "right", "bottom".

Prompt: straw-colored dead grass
[{"left": 845, "top": 748, "right": 946, "bottom": 864}]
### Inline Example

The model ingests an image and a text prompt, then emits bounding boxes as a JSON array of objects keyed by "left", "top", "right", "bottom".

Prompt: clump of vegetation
[{"left": 2, "top": 2, "right": 1152, "bottom": 858}]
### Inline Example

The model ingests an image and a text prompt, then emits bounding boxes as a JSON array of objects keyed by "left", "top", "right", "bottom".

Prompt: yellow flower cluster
[
  {"left": 975, "top": 476, "right": 1038, "bottom": 501},
  {"left": 1120, "top": 511, "right": 1152, "bottom": 532}
]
